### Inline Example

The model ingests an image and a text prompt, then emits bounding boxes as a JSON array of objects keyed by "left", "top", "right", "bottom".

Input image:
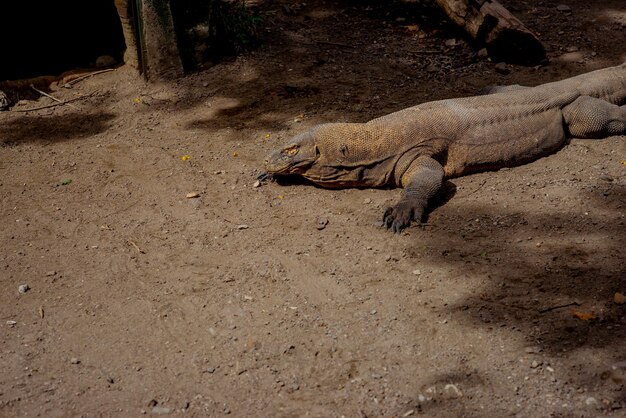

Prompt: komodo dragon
[{"left": 264, "top": 63, "right": 626, "bottom": 232}]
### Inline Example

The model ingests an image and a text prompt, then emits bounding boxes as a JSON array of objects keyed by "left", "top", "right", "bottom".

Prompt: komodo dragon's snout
[
  {"left": 264, "top": 130, "right": 320, "bottom": 175},
  {"left": 264, "top": 62, "right": 626, "bottom": 233}
]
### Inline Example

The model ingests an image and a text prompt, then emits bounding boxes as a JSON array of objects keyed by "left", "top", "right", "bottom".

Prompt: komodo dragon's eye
[{"left": 283, "top": 145, "right": 299, "bottom": 156}]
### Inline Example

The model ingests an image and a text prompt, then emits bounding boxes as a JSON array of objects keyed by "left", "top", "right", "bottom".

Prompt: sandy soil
[{"left": 1, "top": 0, "right": 625, "bottom": 416}]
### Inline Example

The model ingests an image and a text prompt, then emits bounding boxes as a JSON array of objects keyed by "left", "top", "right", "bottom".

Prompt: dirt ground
[{"left": 1, "top": 0, "right": 625, "bottom": 416}]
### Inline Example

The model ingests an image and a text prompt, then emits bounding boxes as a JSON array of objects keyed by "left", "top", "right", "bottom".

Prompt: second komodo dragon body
[{"left": 265, "top": 63, "right": 626, "bottom": 232}]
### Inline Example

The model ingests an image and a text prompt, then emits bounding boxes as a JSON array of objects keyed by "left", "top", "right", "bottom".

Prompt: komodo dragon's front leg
[{"left": 383, "top": 155, "right": 444, "bottom": 233}]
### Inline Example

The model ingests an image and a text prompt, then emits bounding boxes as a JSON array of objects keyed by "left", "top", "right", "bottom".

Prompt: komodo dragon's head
[{"left": 264, "top": 123, "right": 371, "bottom": 187}]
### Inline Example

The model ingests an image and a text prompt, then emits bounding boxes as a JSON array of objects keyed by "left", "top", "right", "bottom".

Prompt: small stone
[
  {"left": 524, "top": 346, "right": 542, "bottom": 354},
  {"left": 530, "top": 360, "right": 542, "bottom": 368},
  {"left": 186, "top": 192, "right": 200, "bottom": 198},
  {"left": 370, "top": 309, "right": 377, "bottom": 315},
  {"left": 444, "top": 383, "right": 463, "bottom": 398},
  {"left": 417, "top": 394, "right": 426, "bottom": 402},
  {"left": 556, "top": 4, "right": 571, "bottom": 12},
  {"left": 95, "top": 55, "right": 117, "bottom": 67},
  {"left": 412, "top": 269, "right": 421, "bottom": 275},
  {"left": 585, "top": 396, "right": 598, "bottom": 406},
  {"left": 147, "top": 400, "right": 158, "bottom": 407},
  {"left": 445, "top": 38, "right": 457, "bottom": 47},
  {"left": 237, "top": 224, "right": 249, "bottom": 230},
  {"left": 600, "top": 175, "right": 613, "bottom": 182},
  {"left": 206, "top": 367, "right": 216, "bottom": 374},
  {"left": 152, "top": 406, "right": 172, "bottom": 415},
  {"left": 477, "top": 48, "right": 489, "bottom": 58},
  {"left": 253, "top": 180, "right": 261, "bottom": 188},
  {"left": 565, "top": 46, "right": 579, "bottom": 53},
  {"left": 45, "top": 271, "right": 57, "bottom": 277},
  {"left": 316, "top": 217, "right": 329, "bottom": 230},
  {"left": 495, "top": 62, "right": 510, "bottom": 75},
  {"left": 6, "top": 320, "right": 17, "bottom": 326},
  {"left": 402, "top": 410, "right": 415, "bottom": 417},
  {"left": 614, "top": 292, "right": 626, "bottom": 305},
  {"left": 363, "top": 198, "right": 372, "bottom": 204},
  {"left": 70, "top": 357, "right": 80, "bottom": 364},
  {"left": 18, "top": 284, "right": 30, "bottom": 293}
]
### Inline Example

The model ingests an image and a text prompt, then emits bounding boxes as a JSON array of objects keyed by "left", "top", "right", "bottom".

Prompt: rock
[
  {"left": 585, "top": 396, "right": 598, "bottom": 407},
  {"left": 95, "top": 55, "right": 117, "bottom": 67},
  {"left": 609, "top": 361, "right": 626, "bottom": 383},
  {"left": 147, "top": 399, "right": 158, "bottom": 407},
  {"left": 530, "top": 360, "right": 542, "bottom": 368},
  {"left": 444, "top": 383, "right": 463, "bottom": 398},
  {"left": 477, "top": 48, "right": 489, "bottom": 58},
  {"left": 45, "top": 271, "right": 57, "bottom": 277},
  {"left": 18, "top": 284, "right": 30, "bottom": 294},
  {"left": 186, "top": 192, "right": 200, "bottom": 198},
  {"left": 316, "top": 217, "right": 329, "bottom": 230},
  {"left": 524, "top": 346, "right": 542, "bottom": 354},
  {"left": 495, "top": 62, "right": 510, "bottom": 75},
  {"left": 206, "top": 367, "right": 216, "bottom": 374},
  {"left": 613, "top": 292, "right": 626, "bottom": 304},
  {"left": 253, "top": 180, "right": 261, "bottom": 188},
  {"left": 6, "top": 320, "right": 17, "bottom": 326},
  {"left": 600, "top": 175, "right": 614, "bottom": 182},
  {"left": 363, "top": 198, "right": 372, "bottom": 204},
  {"left": 237, "top": 224, "right": 249, "bottom": 230},
  {"left": 70, "top": 357, "right": 80, "bottom": 364},
  {"left": 556, "top": 4, "right": 572, "bottom": 12},
  {"left": 445, "top": 38, "right": 457, "bottom": 47},
  {"left": 0, "top": 90, "right": 9, "bottom": 111},
  {"left": 151, "top": 406, "right": 172, "bottom": 415},
  {"left": 370, "top": 309, "right": 377, "bottom": 315},
  {"left": 412, "top": 269, "right": 421, "bottom": 275}
]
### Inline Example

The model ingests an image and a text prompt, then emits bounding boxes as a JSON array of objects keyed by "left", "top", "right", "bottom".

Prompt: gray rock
[
  {"left": 70, "top": 357, "right": 80, "bottom": 364},
  {"left": 18, "top": 284, "right": 30, "bottom": 294},
  {"left": 495, "top": 62, "right": 510, "bottom": 75},
  {"left": 556, "top": 4, "right": 572, "bottom": 12},
  {"left": 151, "top": 406, "right": 171, "bottom": 414}
]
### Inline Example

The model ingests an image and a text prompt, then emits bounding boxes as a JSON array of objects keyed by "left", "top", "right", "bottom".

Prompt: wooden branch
[
  {"left": 30, "top": 85, "right": 78, "bottom": 109},
  {"left": 434, "top": 0, "right": 546, "bottom": 65}
]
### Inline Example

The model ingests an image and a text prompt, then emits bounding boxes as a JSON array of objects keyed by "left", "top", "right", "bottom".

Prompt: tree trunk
[{"left": 434, "top": 0, "right": 546, "bottom": 65}]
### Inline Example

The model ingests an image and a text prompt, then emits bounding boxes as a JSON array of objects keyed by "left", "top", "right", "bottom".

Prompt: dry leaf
[
  {"left": 181, "top": 155, "right": 190, "bottom": 161},
  {"left": 572, "top": 311, "right": 596, "bottom": 321}
]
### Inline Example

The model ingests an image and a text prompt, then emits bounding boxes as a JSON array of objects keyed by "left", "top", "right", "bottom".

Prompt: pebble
[
  {"left": 599, "top": 174, "right": 613, "bottom": 182},
  {"left": 556, "top": 4, "right": 572, "bottom": 12},
  {"left": 253, "top": 180, "right": 261, "bottom": 188},
  {"left": 6, "top": 320, "right": 17, "bottom": 326},
  {"left": 363, "top": 198, "right": 372, "bottom": 204},
  {"left": 477, "top": 48, "right": 489, "bottom": 58},
  {"left": 370, "top": 309, "right": 377, "bottom": 315},
  {"left": 237, "top": 224, "right": 249, "bottom": 230},
  {"left": 151, "top": 406, "right": 172, "bottom": 415},
  {"left": 494, "top": 62, "right": 510, "bottom": 75},
  {"left": 45, "top": 271, "right": 57, "bottom": 277},
  {"left": 530, "top": 360, "right": 542, "bottom": 368},
  {"left": 186, "top": 192, "right": 200, "bottom": 198},
  {"left": 585, "top": 396, "right": 598, "bottom": 407},
  {"left": 18, "top": 284, "right": 30, "bottom": 294},
  {"left": 524, "top": 346, "right": 542, "bottom": 354},
  {"left": 412, "top": 269, "right": 421, "bottom": 275},
  {"left": 70, "top": 357, "right": 80, "bottom": 364},
  {"left": 444, "top": 383, "right": 463, "bottom": 398},
  {"left": 445, "top": 38, "right": 457, "bottom": 47},
  {"left": 316, "top": 217, "right": 329, "bottom": 230},
  {"left": 402, "top": 410, "right": 415, "bottom": 417},
  {"left": 206, "top": 367, "right": 216, "bottom": 374}
]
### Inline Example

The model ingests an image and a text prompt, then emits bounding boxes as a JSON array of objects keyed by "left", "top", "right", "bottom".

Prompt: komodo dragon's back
[{"left": 265, "top": 63, "right": 626, "bottom": 232}]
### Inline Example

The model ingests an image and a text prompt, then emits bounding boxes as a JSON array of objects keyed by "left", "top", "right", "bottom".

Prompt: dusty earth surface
[{"left": 1, "top": 0, "right": 626, "bottom": 416}]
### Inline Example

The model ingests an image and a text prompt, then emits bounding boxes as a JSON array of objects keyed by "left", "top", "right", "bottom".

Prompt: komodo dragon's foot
[{"left": 383, "top": 201, "right": 423, "bottom": 233}]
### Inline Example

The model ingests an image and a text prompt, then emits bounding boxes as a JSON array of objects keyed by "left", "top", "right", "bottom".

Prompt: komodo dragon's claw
[{"left": 383, "top": 204, "right": 420, "bottom": 233}]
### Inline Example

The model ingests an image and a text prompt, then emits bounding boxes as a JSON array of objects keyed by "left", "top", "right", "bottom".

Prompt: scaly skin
[{"left": 265, "top": 63, "right": 626, "bottom": 232}]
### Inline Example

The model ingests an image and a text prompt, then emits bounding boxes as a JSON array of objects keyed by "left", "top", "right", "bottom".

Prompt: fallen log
[{"left": 434, "top": 0, "right": 546, "bottom": 65}]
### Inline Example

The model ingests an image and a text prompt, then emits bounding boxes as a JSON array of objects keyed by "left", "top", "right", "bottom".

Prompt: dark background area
[{"left": 0, "top": 0, "right": 126, "bottom": 80}]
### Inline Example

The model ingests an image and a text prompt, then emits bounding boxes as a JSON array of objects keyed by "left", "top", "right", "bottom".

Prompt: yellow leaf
[
  {"left": 572, "top": 311, "right": 596, "bottom": 321},
  {"left": 277, "top": 195, "right": 284, "bottom": 199},
  {"left": 181, "top": 155, "right": 190, "bottom": 161},
  {"left": 405, "top": 25, "right": 419, "bottom": 32},
  {"left": 265, "top": 134, "right": 271, "bottom": 139},
  {"left": 232, "top": 152, "right": 239, "bottom": 157},
  {"left": 133, "top": 96, "right": 141, "bottom": 104}
]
